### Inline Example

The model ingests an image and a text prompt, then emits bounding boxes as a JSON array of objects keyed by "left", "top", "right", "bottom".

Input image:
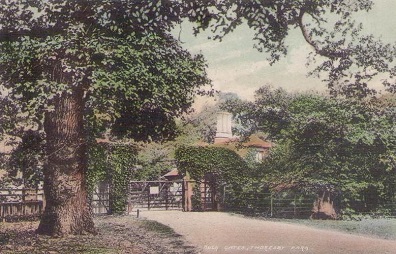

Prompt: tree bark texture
[{"left": 37, "top": 87, "right": 96, "bottom": 236}]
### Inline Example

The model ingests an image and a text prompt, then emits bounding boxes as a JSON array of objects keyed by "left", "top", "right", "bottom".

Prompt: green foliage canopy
[
  {"left": 261, "top": 94, "right": 396, "bottom": 214},
  {"left": 0, "top": 1, "right": 212, "bottom": 141},
  {"left": 2, "top": 1, "right": 396, "bottom": 109},
  {"left": 7, "top": 130, "right": 44, "bottom": 187},
  {"left": 188, "top": 1, "right": 396, "bottom": 96},
  {"left": 223, "top": 85, "right": 395, "bottom": 215}
]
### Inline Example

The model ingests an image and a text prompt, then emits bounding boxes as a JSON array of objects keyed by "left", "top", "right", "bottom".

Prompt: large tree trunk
[{"left": 36, "top": 87, "right": 96, "bottom": 236}]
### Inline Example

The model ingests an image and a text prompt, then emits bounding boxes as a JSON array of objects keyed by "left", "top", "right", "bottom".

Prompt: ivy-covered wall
[
  {"left": 175, "top": 146, "right": 249, "bottom": 210},
  {"left": 175, "top": 146, "right": 247, "bottom": 182},
  {"left": 88, "top": 142, "right": 137, "bottom": 214}
]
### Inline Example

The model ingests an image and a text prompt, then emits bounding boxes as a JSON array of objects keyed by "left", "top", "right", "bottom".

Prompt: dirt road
[{"left": 141, "top": 210, "right": 396, "bottom": 254}]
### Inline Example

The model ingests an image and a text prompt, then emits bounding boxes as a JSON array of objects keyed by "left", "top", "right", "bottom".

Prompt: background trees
[{"left": 230, "top": 86, "right": 396, "bottom": 218}]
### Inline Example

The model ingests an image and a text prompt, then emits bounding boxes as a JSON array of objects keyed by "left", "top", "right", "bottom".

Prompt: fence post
[
  {"left": 147, "top": 187, "right": 150, "bottom": 211},
  {"left": 270, "top": 194, "right": 273, "bottom": 217},
  {"left": 294, "top": 195, "right": 297, "bottom": 218},
  {"left": 126, "top": 182, "right": 131, "bottom": 215},
  {"left": 1, "top": 203, "right": 3, "bottom": 222},
  {"left": 165, "top": 184, "right": 169, "bottom": 210},
  {"left": 223, "top": 185, "right": 226, "bottom": 205},
  {"left": 22, "top": 189, "right": 26, "bottom": 217}
]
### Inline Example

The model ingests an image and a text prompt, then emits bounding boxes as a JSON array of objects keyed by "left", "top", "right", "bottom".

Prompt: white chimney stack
[{"left": 215, "top": 112, "right": 232, "bottom": 143}]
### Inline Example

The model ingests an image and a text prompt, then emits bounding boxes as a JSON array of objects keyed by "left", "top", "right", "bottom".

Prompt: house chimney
[{"left": 214, "top": 112, "right": 232, "bottom": 143}]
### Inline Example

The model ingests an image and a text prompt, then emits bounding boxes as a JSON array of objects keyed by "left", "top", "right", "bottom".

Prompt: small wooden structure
[
  {"left": 1, "top": 184, "right": 114, "bottom": 220},
  {"left": 0, "top": 188, "right": 45, "bottom": 222}
]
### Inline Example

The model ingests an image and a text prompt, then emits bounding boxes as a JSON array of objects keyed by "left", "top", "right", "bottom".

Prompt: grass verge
[
  {"left": 0, "top": 216, "right": 197, "bottom": 254},
  {"left": 231, "top": 212, "right": 396, "bottom": 240},
  {"left": 140, "top": 220, "right": 178, "bottom": 235},
  {"left": 280, "top": 218, "right": 396, "bottom": 240}
]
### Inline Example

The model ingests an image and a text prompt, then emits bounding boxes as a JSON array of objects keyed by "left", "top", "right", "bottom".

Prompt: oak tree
[{"left": 0, "top": 0, "right": 210, "bottom": 236}]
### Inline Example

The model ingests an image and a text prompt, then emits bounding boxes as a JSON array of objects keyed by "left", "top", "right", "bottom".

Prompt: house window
[{"left": 256, "top": 150, "right": 264, "bottom": 162}]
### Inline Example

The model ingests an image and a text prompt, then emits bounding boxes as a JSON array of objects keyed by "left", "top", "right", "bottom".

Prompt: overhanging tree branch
[{"left": 298, "top": 9, "right": 351, "bottom": 59}]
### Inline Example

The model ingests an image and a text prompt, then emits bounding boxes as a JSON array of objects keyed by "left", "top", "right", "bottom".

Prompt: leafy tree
[
  {"left": 135, "top": 141, "right": 176, "bottom": 181},
  {"left": 0, "top": 95, "right": 20, "bottom": 138},
  {"left": 0, "top": 95, "right": 43, "bottom": 187},
  {"left": 0, "top": 1, "right": 210, "bottom": 236},
  {"left": 262, "top": 94, "right": 396, "bottom": 218},
  {"left": 184, "top": 92, "right": 240, "bottom": 143},
  {"left": 226, "top": 87, "right": 395, "bottom": 218},
  {"left": 0, "top": 96, "right": 17, "bottom": 172},
  {"left": 219, "top": 85, "right": 295, "bottom": 141},
  {"left": 251, "top": 85, "right": 294, "bottom": 136},
  {"left": 7, "top": 130, "right": 44, "bottom": 187},
  {"left": 187, "top": 104, "right": 218, "bottom": 143},
  {"left": 196, "top": 1, "right": 396, "bottom": 97}
]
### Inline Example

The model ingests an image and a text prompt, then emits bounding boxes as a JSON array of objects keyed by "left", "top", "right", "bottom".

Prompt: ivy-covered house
[{"left": 171, "top": 112, "right": 273, "bottom": 212}]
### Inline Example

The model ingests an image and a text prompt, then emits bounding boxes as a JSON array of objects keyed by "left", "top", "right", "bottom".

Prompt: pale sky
[{"left": 174, "top": 1, "right": 396, "bottom": 101}]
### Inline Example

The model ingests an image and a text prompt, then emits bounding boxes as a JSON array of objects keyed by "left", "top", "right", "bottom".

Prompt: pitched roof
[
  {"left": 209, "top": 134, "right": 272, "bottom": 158},
  {"left": 242, "top": 135, "right": 272, "bottom": 148},
  {"left": 163, "top": 168, "right": 179, "bottom": 177}
]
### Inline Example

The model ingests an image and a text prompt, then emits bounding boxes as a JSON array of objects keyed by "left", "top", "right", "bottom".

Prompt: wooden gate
[
  {"left": 127, "top": 180, "right": 184, "bottom": 211},
  {"left": 198, "top": 172, "right": 219, "bottom": 211},
  {"left": 91, "top": 181, "right": 110, "bottom": 214},
  {"left": 200, "top": 180, "right": 217, "bottom": 211}
]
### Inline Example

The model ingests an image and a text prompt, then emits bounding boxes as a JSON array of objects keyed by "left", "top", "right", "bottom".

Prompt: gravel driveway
[{"left": 141, "top": 210, "right": 396, "bottom": 254}]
